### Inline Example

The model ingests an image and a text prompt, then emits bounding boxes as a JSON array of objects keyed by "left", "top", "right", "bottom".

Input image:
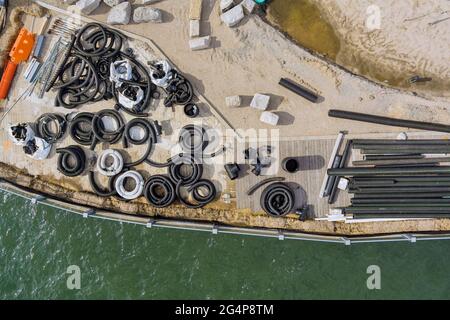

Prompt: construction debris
[
  {"left": 260, "top": 111, "right": 279, "bottom": 126},
  {"left": 141, "top": 0, "right": 163, "bottom": 4},
  {"left": 189, "top": 19, "right": 200, "bottom": 38},
  {"left": 221, "top": 4, "right": 244, "bottom": 27},
  {"left": 225, "top": 95, "right": 241, "bottom": 108},
  {"left": 242, "top": 0, "right": 256, "bottom": 14},
  {"left": 189, "top": 35, "right": 211, "bottom": 51},
  {"left": 107, "top": 1, "right": 131, "bottom": 25},
  {"left": 189, "top": 0, "right": 203, "bottom": 20},
  {"left": 103, "top": 0, "right": 125, "bottom": 7},
  {"left": 133, "top": 7, "right": 163, "bottom": 23},
  {"left": 250, "top": 93, "right": 270, "bottom": 110},
  {"left": 220, "top": 0, "right": 234, "bottom": 13},
  {"left": 74, "top": 0, "right": 101, "bottom": 15}
]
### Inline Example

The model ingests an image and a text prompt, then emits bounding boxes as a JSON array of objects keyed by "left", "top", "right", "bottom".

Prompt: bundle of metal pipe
[
  {"left": 328, "top": 138, "right": 450, "bottom": 220},
  {"left": 319, "top": 132, "right": 352, "bottom": 204}
]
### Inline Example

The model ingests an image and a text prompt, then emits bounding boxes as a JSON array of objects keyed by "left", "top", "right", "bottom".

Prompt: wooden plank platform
[
  {"left": 236, "top": 131, "right": 450, "bottom": 218},
  {"left": 236, "top": 138, "right": 351, "bottom": 218}
]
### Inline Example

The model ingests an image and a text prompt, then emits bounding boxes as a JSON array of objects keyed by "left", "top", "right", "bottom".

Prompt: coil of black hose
[
  {"left": 56, "top": 146, "right": 86, "bottom": 177},
  {"left": 189, "top": 180, "right": 217, "bottom": 206},
  {"left": 168, "top": 156, "right": 203, "bottom": 186},
  {"left": 54, "top": 54, "right": 101, "bottom": 108},
  {"left": 178, "top": 124, "right": 208, "bottom": 156},
  {"left": 176, "top": 179, "right": 217, "bottom": 209},
  {"left": 122, "top": 118, "right": 173, "bottom": 168},
  {"left": 260, "top": 182, "right": 295, "bottom": 217},
  {"left": 35, "top": 113, "right": 67, "bottom": 143},
  {"left": 88, "top": 171, "right": 118, "bottom": 197},
  {"left": 143, "top": 175, "right": 176, "bottom": 208},
  {"left": 163, "top": 70, "right": 194, "bottom": 107},
  {"left": 91, "top": 109, "right": 125, "bottom": 149},
  {"left": 74, "top": 23, "right": 124, "bottom": 58},
  {"left": 69, "top": 112, "right": 95, "bottom": 145}
]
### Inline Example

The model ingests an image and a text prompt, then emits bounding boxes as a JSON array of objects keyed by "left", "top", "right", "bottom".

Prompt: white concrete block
[
  {"left": 260, "top": 112, "right": 279, "bottom": 126},
  {"left": 141, "top": 0, "right": 162, "bottom": 4},
  {"left": 134, "top": 7, "right": 163, "bottom": 23},
  {"left": 189, "top": 19, "right": 200, "bottom": 38},
  {"left": 189, "top": 0, "right": 203, "bottom": 20},
  {"left": 220, "top": 0, "right": 234, "bottom": 12},
  {"left": 103, "top": 0, "right": 124, "bottom": 7},
  {"left": 75, "top": 0, "right": 101, "bottom": 15},
  {"left": 338, "top": 178, "right": 349, "bottom": 190},
  {"left": 250, "top": 93, "right": 270, "bottom": 110},
  {"left": 242, "top": 0, "right": 256, "bottom": 13},
  {"left": 225, "top": 95, "right": 241, "bottom": 108},
  {"left": 220, "top": 4, "right": 244, "bottom": 27},
  {"left": 189, "top": 36, "right": 211, "bottom": 50},
  {"left": 107, "top": 2, "right": 131, "bottom": 25}
]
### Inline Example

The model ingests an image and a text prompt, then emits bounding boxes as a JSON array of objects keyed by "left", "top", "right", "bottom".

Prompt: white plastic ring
[
  {"left": 115, "top": 170, "right": 144, "bottom": 200},
  {"left": 97, "top": 149, "right": 124, "bottom": 176}
]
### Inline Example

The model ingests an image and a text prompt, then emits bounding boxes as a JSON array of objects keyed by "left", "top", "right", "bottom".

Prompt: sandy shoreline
[
  {"left": 267, "top": 0, "right": 450, "bottom": 98},
  {"left": 312, "top": 0, "right": 449, "bottom": 97}
]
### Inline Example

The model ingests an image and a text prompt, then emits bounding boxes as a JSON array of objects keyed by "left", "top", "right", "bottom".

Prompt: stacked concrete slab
[
  {"left": 220, "top": 0, "right": 257, "bottom": 28},
  {"left": 188, "top": 0, "right": 211, "bottom": 51}
]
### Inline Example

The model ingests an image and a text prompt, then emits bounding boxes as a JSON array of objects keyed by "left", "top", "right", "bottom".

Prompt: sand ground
[
  {"left": 0, "top": 0, "right": 450, "bottom": 235},
  {"left": 268, "top": 0, "right": 450, "bottom": 97},
  {"left": 318, "top": 0, "right": 450, "bottom": 96},
  {"left": 28, "top": 0, "right": 450, "bottom": 140}
]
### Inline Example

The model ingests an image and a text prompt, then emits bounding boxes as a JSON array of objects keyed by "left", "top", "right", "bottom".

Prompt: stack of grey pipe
[{"left": 328, "top": 139, "right": 450, "bottom": 220}]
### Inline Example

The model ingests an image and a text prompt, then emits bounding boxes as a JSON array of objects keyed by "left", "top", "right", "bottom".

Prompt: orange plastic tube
[{"left": 0, "top": 61, "right": 18, "bottom": 100}]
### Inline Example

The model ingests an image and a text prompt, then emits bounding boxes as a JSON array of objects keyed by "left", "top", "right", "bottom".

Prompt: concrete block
[
  {"left": 338, "top": 178, "right": 349, "bottom": 190},
  {"left": 189, "top": 0, "right": 203, "bottom": 20},
  {"left": 189, "top": 36, "right": 211, "bottom": 50},
  {"left": 133, "top": 7, "right": 163, "bottom": 23},
  {"left": 242, "top": 0, "right": 256, "bottom": 14},
  {"left": 189, "top": 19, "right": 200, "bottom": 38},
  {"left": 225, "top": 95, "right": 241, "bottom": 108},
  {"left": 103, "top": 0, "right": 124, "bottom": 7},
  {"left": 75, "top": 0, "right": 101, "bottom": 15},
  {"left": 260, "top": 112, "right": 279, "bottom": 126},
  {"left": 141, "top": 0, "right": 162, "bottom": 4},
  {"left": 221, "top": 4, "right": 244, "bottom": 27},
  {"left": 107, "top": 2, "right": 131, "bottom": 25},
  {"left": 220, "top": 0, "right": 234, "bottom": 12},
  {"left": 250, "top": 93, "right": 270, "bottom": 110}
]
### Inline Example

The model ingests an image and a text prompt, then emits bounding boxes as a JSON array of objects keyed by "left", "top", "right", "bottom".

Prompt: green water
[
  {"left": 1, "top": 190, "right": 450, "bottom": 299},
  {"left": 268, "top": 0, "right": 340, "bottom": 60}
]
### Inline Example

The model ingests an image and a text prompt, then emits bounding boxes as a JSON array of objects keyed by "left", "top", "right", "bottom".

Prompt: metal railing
[{"left": 2, "top": 180, "right": 450, "bottom": 245}]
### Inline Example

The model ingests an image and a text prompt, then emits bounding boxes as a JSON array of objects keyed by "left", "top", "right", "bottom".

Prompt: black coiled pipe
[
  {"left": 69, "top": 112, "right": 95, "bottom": 146},
  {"left": 56, "top": 146, "right": 86, "bottom": 177},
  {"left": 176, "top": 179, "right": 217, "bottom": 209},
  {"left": 143, "top": 175, "right": 176, "bottom": 208},
  {"left": 260, "top": 182, "right": 295, "bottom": 217},
  {"left": 88, "top": 171, "right": 118, "bottom": 197},
  {"left": 178, "top": 124, "right": 208, "bottom": 156},
  {"left": 35, "top": 113, "right": 67, "bottom": 143},
  {"left": 122, "top": 118, "right": 172, "bottom": 168},
  {"left": 91, "top": 109, "right": 125, "bottom": 150},
  {"left": 168, "top": 156, "right": 203, "bottom": 186}
]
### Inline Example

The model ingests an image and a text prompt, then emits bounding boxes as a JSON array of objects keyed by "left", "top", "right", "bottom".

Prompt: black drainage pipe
[
  {"left": 328, "top": 166, "right": 450, "bottom": 176},
  {"left": 279, "top": 78, "right": 319, "bottom": 103},
  {"left": 328, "top": 109, "right": 450, "bottom": 133}
]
